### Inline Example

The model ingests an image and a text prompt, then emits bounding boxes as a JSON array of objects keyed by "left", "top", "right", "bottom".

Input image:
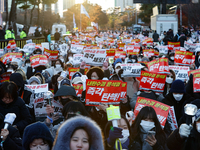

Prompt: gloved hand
[
  {"left": 179, "top": 124, "right": 192, "bottom": 138},
  {"left": 107, "top": 127, "right": 123, "bottom": 146}
]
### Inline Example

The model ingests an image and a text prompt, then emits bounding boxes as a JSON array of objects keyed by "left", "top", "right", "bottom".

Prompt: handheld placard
[
  {"left": 106, "top": 105, "right": 121, "bottom": 127},
  {"left": 81, "top": 75, "right": 88, "bottom": 91}
]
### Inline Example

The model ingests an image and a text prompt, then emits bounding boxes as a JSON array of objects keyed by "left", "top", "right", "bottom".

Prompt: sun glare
[{"left": 76, "top": 0, "right": 84, "bottom": 4}]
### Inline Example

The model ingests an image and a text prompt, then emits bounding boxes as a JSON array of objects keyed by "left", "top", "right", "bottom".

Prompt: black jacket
[
  {"left": 0, "top": 30, "right": 5, "bottom": 40},
  {"left": 0, "top": 124, "right": 22, "bottom": 150},
  {"left": 167, "top": 127, "right": 200, "bottom": 150},
  {"left": 153, "top": 33, "right": 159, "bottom": 42},
  {"left": 0, "top": 97, "right": 32, "bottom": 135}
]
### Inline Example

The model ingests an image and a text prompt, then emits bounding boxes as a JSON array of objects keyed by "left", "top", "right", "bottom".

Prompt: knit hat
[
  {"left": 28, "top": 76, "right": 41, "bottom": 85},
  {"left": 10, "top": 73, "right": 24, "bottom": 88},
  {"left": 113, "top": 58, "right": 122, "bottom": 68},
  {"left": 115, "top": 63, "right": 121, "bottom": 69},
  {"left": 54, "top": 85, "right": 77, "bottom": 98},
  {"left": 170, "top": 79, "right": 186, "bottom": 93},
  {"left": 45, "top": 68, "right": 54, "bottom": 77},
  {"left": 71, "top": 77, "right": 82, "bottom": 84},
  {"left": 61, "top": 78, "right": 71, "bottom": 86},
  {"left": 22, "top": 122, "right": 54, "bottom": 150}
]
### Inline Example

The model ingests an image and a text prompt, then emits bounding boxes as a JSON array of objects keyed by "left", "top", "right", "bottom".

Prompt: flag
[
  {"left": 81, "top": 4, "right": 90, "bottom": 18},
  {"left": 73, "top": 13, "right": 76, "bottom": 29},
  {"left": 91, "top": 22, "right": 98, "bottom": 30}
]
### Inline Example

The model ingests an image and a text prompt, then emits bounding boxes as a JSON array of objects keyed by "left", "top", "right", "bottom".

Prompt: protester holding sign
[{"left": 130, "top": 106, "right": 168, "bottom": 150}]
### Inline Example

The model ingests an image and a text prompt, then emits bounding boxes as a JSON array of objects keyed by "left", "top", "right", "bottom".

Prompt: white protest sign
[
  {"left": 70, "top": 44, "right": 84, "bottom": 54},
  {"left": 83, "top": 49, "right": 107, "bottom": 66},
  {"left": 184, "top": 41, "right": 196, "bottom": 52},
  {"left": 169, "top": 65, "right": 190, "bottom": 81},
  {"left": 59, "top": 43, "right": 68, "bottom": 52},
  {"left": 0, "top": 49, "right": 5, "bottom": 57},
  {"left": 26, "top": 39, "right": 32, "bottom": 44},
  {"left": 167, "top": 106, "right": 178, "bottom": 131},
  {"left": 23, "top": 43, "right": 36, "bottom": 53},
  {"left": 121, "top": 63, "right": 144, "bottom": 77},
  {"left": 41, "top": 42, "right": 49, "bottom": 51},
  {"left": 25, "top": 84, "right": 48, "bottom": 93},
  {"left": 157, "top": 46, "right": 168, "bottom": 55},
  {"left": 73, "top": 54, "right": 83, "bottom": 65}
]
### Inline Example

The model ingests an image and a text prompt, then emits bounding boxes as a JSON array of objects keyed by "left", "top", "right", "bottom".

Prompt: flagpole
[{"left": 80, "top": 5, "right": 82, "bottom": 31}]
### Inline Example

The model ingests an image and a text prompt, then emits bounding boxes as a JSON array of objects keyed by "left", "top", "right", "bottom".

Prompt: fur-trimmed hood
[{"left": 52, "top": 116, "right": 104, "bottom": 150}]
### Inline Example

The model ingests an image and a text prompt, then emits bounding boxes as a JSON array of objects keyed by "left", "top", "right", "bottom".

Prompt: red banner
[
  {"left": 174, "top": 50, "right": 193, "bottom": 66},
  {"left": 143, "top": 49, "right": 155, "bottom": 58},
  {"left": 126, "top": 45, "right": 140, "bottom": 55},
  {"left": 168, "top": 42, "right": 180, "bottom": 50},
  {"left": 44, "top": 48, "right": 59, "bottom": 60},
  {"left": 134, "top": 96, "right": 170, "bottom": 127},
  {"left": 118, "top": 43, "right": 126, "bottom": 51},
  {"left": 85, "top": 80, "right": 122, "bottom": 106},
  {"left": 120, "top": 82, "right": 127, "bottom": 99},
  {"left": 106, "top": 49, "right": 116, "bottom": 57},
  {"left": 147, "top": 58, "right": 169, "bottom": 74},
  {"left": 188, "top": 69, "right": 200, "bottom": 77},
  {"left": 0, "top": 52, "right": 22, "bottom": 64},
  {"left": 73, "top": 84, "right": 83, "bottom": 97},
  {"left": 7, "top": 40, "right": 16, "bottom": 50},
  {"left": 30, "top": 55, "right": 48, "bottom": 68},
  {"left": 193, "top": 73, "right": 200, "bottom": 93},
  {"left": 68, "top": 68, "right": 88, "bottom": 79},
  {"left": 115, "top": 51, "right": 126, "bottom": 59},
  {"left": 139, "top": 71, "right": 167, "bottom": 93}
]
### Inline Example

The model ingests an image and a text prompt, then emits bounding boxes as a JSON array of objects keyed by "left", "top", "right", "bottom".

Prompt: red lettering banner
[
  {"left": 147, "top": 58, "right": 169, "bottom": 74},
  {"left": 44, "top": 48, "right": 59, "bottom": 60},
  {"left": 174, "top": 50, "right": 193, "bottom": 66},
  {"left": 30, "top": 55, "right": 48, "bottom": 68}
]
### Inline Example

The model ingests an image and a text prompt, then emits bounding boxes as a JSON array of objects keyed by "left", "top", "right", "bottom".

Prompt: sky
[{"left": 76, "top": 0, "right": 115, "bottom": 10}]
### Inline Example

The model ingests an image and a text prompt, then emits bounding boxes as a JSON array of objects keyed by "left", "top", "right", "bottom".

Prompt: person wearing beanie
[
  {"left": 52, "top": 116, "right": 104, "bottom": 150},
  {"left": 28, "top": 76, "right": 41, "bottom": 85},
  {"left": 167, "top": 109, "right": 200, "bottom": 150},
  {"left": 162, "top": 79, "right": 195, "bottom": 136},
  {"left": 22, "top": 122, "right": 54, "bottom": 150},
  {"left": 71, "top": 77, "right": 82, "bottom": 84}
]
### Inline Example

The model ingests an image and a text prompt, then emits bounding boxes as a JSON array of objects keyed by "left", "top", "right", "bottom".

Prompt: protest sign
[
  {"left": 167, "top": 106, "right": 178, "bottom": 131},
  {"left": 70, "top": 44, "right": 84, "bottom": 54},
  {"left": 169, "top": 65, "right": 189, "bottom": 81},
  {"left": 7, "top": 40, "right": 16, "bottom": 50},
  {"left": 30, "top": 55, "right": 48, "bottom": 68},
  {"left": 73, "top": 84, "right": 83, "bottom": 97},
  {"left": 188, "top": 69, "right": 200, "bottom": 77},
  {"left": 85, "top": 80, "right": 122, "bottom": 106},
  {"left": 83, "top": 49, "right": 107, "bottom": 66},
  {"left": 25, "top": 84, "right": 48, "bottom": 93},
  {"left": 115, "top": 51, "right": 126, "bottom": 59},
  {"left": 134, "top": 96, "right": 170, "bottom": 128},
  {"left": 43, "top": 48, "right": 59, "bottom": 60},
  {"left": 41, "top": 42, "right": 49, "bottom": 51},
  {"left": 143, "top": 49, "right": 155, "bottom": 58},
  {"left": 193, "top": 73, "right": 200, "bottom": 93},
  {"left": 184, "top": 41, "right": 196, "bottom": 52},
  {"left": 0, "top": 72, "right": 11, "bottom": 83},
  {"left": 0, "top": 52, "right": 22, "bottom": 64},
  {"left": 120, "top": 82, "right": 127, "bottom": 100},
  {"left": 106, "top": 49, "right": 116, "bottom": 57},
  {"left": 73, "top": 54, "right": 83, "bottom": 65},
  {"left": 126, "top": 45, "right": 140, "bottom": 55},
  {"left": 121, "top": 63, "right": 144, "bottom": 77},
  {"left": 174, "top": 50, "right": 193, "bottom": 66},
  {"left": 167, "top": 42, "right": 180, "bottom": 50},
  {"left": 147, "top": 58, "right": 169, "bottom": 74},
  {"left": 68, "top": 68, "right": 79, "bottom": 79},
  {"left": 118, "top": 43, "right": 125, "bottom": 51},
  {"left": 139, "top": 71, "right": 167, "bottom": 93},
  {"left": 23, "top": 43, "right": 36, "bottom": 53}
]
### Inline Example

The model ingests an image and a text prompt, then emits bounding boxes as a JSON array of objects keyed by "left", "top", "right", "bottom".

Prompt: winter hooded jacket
[
  {"left": 0, "top": 97, "right": 32, "bottom": 135},
  {"left": 52, "top": 116, "right": 104, "bottom": 150}
]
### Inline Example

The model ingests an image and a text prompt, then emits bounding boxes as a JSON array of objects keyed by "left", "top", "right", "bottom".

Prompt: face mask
[
  {"left": 166, "top": 77, "right": 173, "bottom": 84},
  {"left": 132, "top": 59, "right": 136, "bottom": 63},
  {"left": 30, "top": 144, "right": 50, "bottom": 150},
  {"left": 196, "top": 123, "right": 200, "bottom": 133},
  {"left": 119, "top": 129, "right": 130, "bottom": 144},
  {"left": 55, "top": 64, "right": 61, "bottom": 69},
  {"left": 26, "top": 63, "right": 31, "bottom": 67},
  {"left": 7, "top": 69, "right": 13, "bottom": 73},
  {"left": 170, "top": 56, "right": 174, "bottom": 60},
  {"left": 60, "top": 98, "right": 71, "bottom": 106},
  {"left": 91, "top": 77, "right": 99, "bottom": 80},
  {"left": 173, "top": 93, "right": 183, "bottom": 101},
  {"left": 140, "top": 120, "right": 155, "bottom": 132},
  {"left": 115, "top": 68, "right": 120, "bottom": 74}
]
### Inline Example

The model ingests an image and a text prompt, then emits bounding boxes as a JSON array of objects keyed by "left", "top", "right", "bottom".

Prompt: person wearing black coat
[
  {"left": 0, "top": 82, "right": 32, "bottom": 135},
  {"left": 0, "top": 26, "right": 5, "bottom": 41},
  {"left": 162, "top": 80, "right": 195, "bottom": 136},
  {"left": 153, "top": 30, "right": 159, "bottom": 42},
  {"left": 0, "top": 113, "right": 22, "bottom": 150},
  {"left": 167, "top": 109, "right": 200, "bottom": 150}
]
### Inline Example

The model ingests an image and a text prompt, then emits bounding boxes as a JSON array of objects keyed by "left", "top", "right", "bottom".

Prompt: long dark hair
[
  {"left": 131, "top": 106, "right": 166, "bottom": 145},
  {"left": 0, "top": 81, "right": 18, "bottom": 100}
]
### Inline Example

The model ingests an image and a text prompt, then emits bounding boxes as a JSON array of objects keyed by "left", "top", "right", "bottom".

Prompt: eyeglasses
[
  {"left": 30, "top": 144, "right": 49, "bottom": 150},
  {"left": 167, "top": 75, "right": 173, "bottom": 78}
]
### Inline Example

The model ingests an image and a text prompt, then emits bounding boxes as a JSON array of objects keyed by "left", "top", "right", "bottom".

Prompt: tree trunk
[
  {"left": 41, "top": 3, "right": 44, "bottom": 31},
  {"left": 37, "top": 3, "right": 40, "bottom": 25},
  {"left": 30, "top": 4, "right": 36, "bottom": 26}
]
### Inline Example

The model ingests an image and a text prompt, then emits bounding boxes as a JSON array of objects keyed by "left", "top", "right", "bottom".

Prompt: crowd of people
[{"left": 0, "top": 28, "right": 200, "bottom": 150}]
